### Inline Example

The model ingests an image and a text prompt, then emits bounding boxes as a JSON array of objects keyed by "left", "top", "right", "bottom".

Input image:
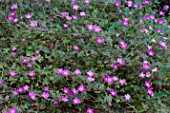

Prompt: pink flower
[
  {"left": 73, "top": 98, "right": 81, "bottom": 105},
  {"left": 139, "top": 72, "right": 145, "bottom": 78},
  {"left": 119, "top": 79, "right": 126, "bottom": 85},
  {"left": 96, "top": 37, "right": 104, "bottom": 44},
  {"left": 10, "top": 12, "right": 16, "bottom": 16},
  {"left": 87, "top": 77, "right": 95, "bottom": 82},
  {"left": 151, "top": 38, "right": 156, "bottom": 43},
  {"left": 152, "top": 67, "right": 158, "bottom": 72},
  {"left": 17, "top": 87, "right": 24, "bottom": 93},
  {"left": 23, "top": 85, "right": 29, "bottom": 91},
  {"left": 84, "top": 0, "right": 91, "bottom": 4},
  {"left": 28, "top": 70, "right": 35, "bottom": 77},
  {"left": 87, "top": 24, "right": 94, "bottom": 31},
  {"left": 63, "top": 87, "right": 70, "bottom": 94},
  {"left": 25, "top": 14, "right": 32, "bottom": 18},
  {"left": 27, "top": 62, "right": 33, "bottom": 67},
  {"left": 144, "top": 81, "right": 152, "bottom": 88},
  {"left": 159, "top": 10, "right": 165, "bottom": 16},
  {"left": 11, "top": 52, "right": 16, "bottom": 57},
  {"left": 112, "top": 76, "right": 118, "bottom": 81},
  {"left": 35, "top": 50, "right": 40, "bottom": 54},
  {"left": 44, "top": 86, "right": 49, "bottom": 92},
  {"left": 22, "top": 38, "right": 26, "bottom": 42},
  {"left": 72, "top": 15, "right": 78, "bottom": 20},
  {"left": 74, "top": 69, "right": 82, "bottom": 75},
  {"left": 30, "top": 21, "right": 37, "bottom": 27},
  {"left": 0, "top": 80, "right": 4, "bottom": 85},
  {"left": 159, "top": 41, "right": 167, "bottom": 48},
  {"left": 9, "top": 108, "right": 18, "bottom": 113},
  {"left": 145, "top": 71, "right": 151, "bottom": 78},
  {"left": 117, "top": 58, "right": 126, "bottom": 66},
  {"left": 13, "top": 18, "right": 19, "bottom": 22},
  {"left": 73, "top": 45, "right": 79, "bottom": 51},
  {"left": 124, "top": 94, "right": 131, "bottom": 100},
  {"left": 142, "top": 60, "right": 150, "bottom": 70},
  {"left": 104, "top": 75, "right": 113, "bottom": 84},
  {"left": 45, "top": 0, "right": 51, "bottom": 2},
  {"left": 28, "top": 92, "right": 37, "bottom": 100},
  {"left": 163, "top": 5, "right": 169, "bottom": 11},
  {"left": 87, "top": 107, "right": 94, "bottom": 113},
  {"left": 63, "top": 24, "right": 69, "bottom": 28},
  {"left": 110, "top": 89, "right": 117, "bottom": 96},
  {"left": 62, "top": 96, "right": 69, "bottom": 102},
  {"left": 86, "top": 71, "right": 95, "bottom": 77},
  {"left": 120, "top": 40, "right": 128, "bottom": 50},
  {"left": 147, "top": 88, "right": 154, "bottom": 96},
  {"left": 93, "top": 26, "right": 102, "bottom": 33},
  {"left": 57, "top": 68, "right": 63, "bottom": 74},
  {"left": 148, "top": 26, "right": 153, "bottom": 30},
  {"left": 52, "top": 100, "right": 59, "bottom": 104},
  {"left": 127, "top": 1, "right": 133, "bottom": 7},
  {"left": 144, "top": 0, "right": 150, "bottom": 4},
  {"left": 73, "top": 5, "right": 79, "bottom": 10},
  {"left": 10, "top": 4, "right": 18, "bottom": 10},
  {"left": 41, "top": 92, "right": 49, "bottom": 99},
  {"left": 10, "top": 70, "right": 17, "bottom": 76},
  {"left": 12, "top": 88, "right": 18, "bottom": 95},
  {"left": 112, "top": 64, "right": 118, "bottom": 70},
  {"left": 62, "top": 69, "right": 70, "bottom": 76},
  {"left": 30, "top": 56, "right": 38, "bottom": 61},
  {"left": 80, "top": 12, "right": 86, "bottom": 16},
  {"left": 148, "top": 49, "right": 155, "bottom": 56},
  {"left": 78, "top": 84, "right": 86, "bottom": 93},
  {"left": 114, "top": 1, "right": 121, "bottom": 7},
  {"left": 7, "top": 16, "right": 13, "bottom": 21}
]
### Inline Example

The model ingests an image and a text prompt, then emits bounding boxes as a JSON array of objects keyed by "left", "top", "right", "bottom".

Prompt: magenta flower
[
  {"left": 87, "top": 107, "right": 94, "bottom": 113},
  {"left": 62, "top": 96, "right": 69, "bottom": 102},
  {"left": 30, "top": 21, "right": 37, "bottom": 27},
  {"left": 22, "top": 38, "right": 26, "bottom": 42},
  {"left": 127, "top": 1, "right": 133, "bottom": 7},
  {"left": 120, "top": 40, "right": 128, "bottom": 50},
  {"left": 17, "top": 87, "right": 24, "bottom": 93},
  {"left": 142, "top": 60, "right": 150, "bottom": 70},
  {"left": 13, "top": 18, "right": 19, "bottom": 22},
  {"left": 119, "top": 79, "right": 126, "bottom": 85},
  {"left": 10, "top": 4, "right": 18, "bottom": 10},
  {"left": 23, "top": 85, "right": 30, "bottom": 91},
  {"left": 66, "top": 16, "right": 72, "bottom": 20},
  {"left": 151, "top": 38, "right": 156, "bottom": 43},
  {"left": 28, "top": 92, "right": 37, "bottom": 100},
  {"left": 11, "top": 52, "right": 16, "bottom": 57},
  {"left": 139, "top": 72, "right": 145, "bottom": 78},
  {"left": 62, "top": 69, "right": 70, "bottom": 76},
  {"left": 96, "top": 37, "right": 105, "bottom": 44},
  {"left": 72, "top": 15, "right": 78, "bottom": 20},
  {"left": 12, "top": 88, "right": 18, "bottom": 95},
  {"left": 0, "top": 80, "right": 4, "bottom": 85},
  {"left": 78, "top": 84, "right": 86, "bottom": 93},
  {"left": 112, "top": 64, "right": 118, "bottom": 70},
  {"left": 144, "top": 81, "right": 152, "bottom": 88},
  {"left": 73, "top": 98, "right": 81, "bottom": 105},
  {"left": 27, "top": 62, "right": 33, "bottom": 67},
  {"left": 148, "top": 26, "right": 153, "bottom": 30},
  {"left": 63, "top": 24, "right": 69, "bottom": 28},
  {"left": 117, "top": 58, "right": 126, "bottom": 66},
  {"left": 110, "top": 89, "right": 117, "bottom": 96},
  {"left": 52, "top": 100, "right": 59, "bottom": 104},
  {"left": 41, "top": 92, "right": 49, "bottom": 99},
  {"left": 30, "top": 55, "right": 38, "bottom": 61},
  {"left": 141, "top": 29, "right": 148, "bottom": 34},
  {"left": 10, "top": 12, "right": 16, "bottom": 16},
  {"left": 57, "top": 68, "right": 63, "bottom": 74},
  {"left": 145, "top": 71, "right": 151, "bottom": 78},
  {"left": 148, "top": 49, "right": 155, "bottom": 56},
  {"left": 72, "top": 88, "right": 78, "bottom": 94},
  {"left": 112, "top": 76, "right": 118, "bottom": 81},
  {"left": 144, "top": 0, "right": 150, "bottom": 4},
  {"left": 163, "top": 5, "right": 169, "bottom": 11},
  {"left": 86, "top": 70, "right": 95, "bottom": 77},
  {"left": 45, "top": 0, "right": 51, "bottom": 2},
  {"left": 104, "top": 75, "right": 113, "bottom": 84},
  {"left": 74, "top": 69, "right": 82, "bottom": 75},
  {"left": 84, "top": 0, "right": 91, "bottom": 4},
  {"left": 152, "top": 67, "right": 158, "bottom": 72},
  {"left": 124, "top": 94, "right": 131, "bottom": 100},
  {"left": 10, "top": 70, "right": 17, "bottom": 76},
  {"left": 114, "top": 1, "right": 121, "bottom": 7},
  {"left": 73, "top": 45, "right": 80, "bottom": 51},
  {"left": 9, "top": 108, "right": 18, "bottom": 113},
  {"left": 159, "top": 10, "right": 165, "bottom": 16},
  {"left": 87, "top": 24, "right": 94, "bottom": 31},
  {"left": 63, "top": 87, "right": 70, "bottom": 94},
  {"left": 87, "top": 77, "right": 95, "bottom": 82},
  {"left": 80, "top": 12, "right": 86, "bottom": 16},
  {"left": 25, "top": 14, "right": 32, "bottom": 18},
  {"left": 147, "top": 88, "right": 154, "bottom": 96},
  {"left": 73, "top": 5, "right": 79, "bottom": 10},
  {"left": 7, "top": 16, "right": 14, "bottom": 21},
  {"left": 159, "top": 41, "right": 167, "bottom": 48},
  {"left": 28, "top": 70, "right": 35, "bottom": 77},
  {"left": 93, "top": 26, "right": 102, "bottom": 33}
]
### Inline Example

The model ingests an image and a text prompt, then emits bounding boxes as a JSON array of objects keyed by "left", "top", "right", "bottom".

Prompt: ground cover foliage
[{"left": 0, "top": 0, "right": 170, "bottom": 113}]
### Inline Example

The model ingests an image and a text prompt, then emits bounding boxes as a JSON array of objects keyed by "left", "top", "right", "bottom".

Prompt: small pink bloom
[
  {"left": 114, "top": 1, "right": 121, "bottom": 7},
  {"left": 62, "top": 69, "right": 70, "bottom": 76},
  {"left": 86, "top": 71, "right": 95, "bottom": 77},
  {"left": 63, "top": 87, "right": 70, "bottom": 94},
  {"left": 87, "top": 24, "right": 94, "bottom": 31},
  {"left": 80, "top": 12, "right": 86, "bottom": 16},
  {"left": 152, "top": 67, "right": 158, "bottom": 72},
  {"left": 72, "top": 15, "right": 78, "bottom": 20},
  {"left": 117, "top": 58, "right": 126, "bottom": 66},
  {"left": 62, "top": 96, "right": 69, "bottom": 102},
  {"left": 144, "top": 81, "right": 152, "bottom": 88},
  {"left": 28, "top": 92, "right": 37, "bottom": 100},
  {"left": 93, "top": 25, "right": 102, "bottom": 33},
  {"left": 127, "top": 1, "right": 133, "bottom": 7},
  {"left": 151, "top": 38, "right": 156, "bottom": 43},
  {"left": 73, "top": 45, "right": 79, "bottom": 51},
  {"left": 163, "top": 5, "right": 169, "bottom": 11},
  {"left": 30, "top": 21, "right": 37, "bottom": 27},
  {"left": 45, "top": 0, "right": 50, "bottom": 2},
  {"left": 13, "top": 18, "right": 19, "bottom": 22},
  {"left": 23, "top": 85, "right": 29, "bottom": 91},
  {"left": 63, "top": 24, "right": 69, "bottom": 28},
  {"left": 112, "top": 64, "right": 118, "bottom": 70},
  {"left": 148, "top": 49, "right": 155, "bottom": 56},
  {"left": 10, "top": 4, "right": 18, "bottom": 10},
  {"left": 41, "top": 92, "right": 49, "bottom": 99},
  {"left": 104, "top": 75, "right": 113, "bottom": 84},
  {"left": 73, "top": 98, "right": 81, "bottom": 105},
  {"left": 78, "top": 84, "right": 86, "bottom": 93},
  {"left": 10, "top": 12, "right": 16, "bottom": 16},
  {"left": 87, "top": 77, "right": 95, "bottom": 82},
  {"left": 139, "top": 72, "right": 145, "bottom": 78},
  {"left": 110, "top": 89, "right": 117, "bottom": 96},
  {"left": 144, "top": 0, "right": 150, "bottom": 4},
  {"left": 73, "top": 5, "right": 79, "bottom": 10},
  {"left": 10, "top": 70, "right": 17, "bottom": 76},
  {"left": 28, "top": 70, "right": 35, "bottom": 77},
  {"left": 52, "top": 100, "right": 59, "bottom": 104},
  {"left": 57, "top": 68, "right": 63, "bottom": 74},
  {"left": 44, "top": 86, "right": 49, "bottom": 92},
  {"left": 120, "top": 40, "right": 128, "bottom": 50},
  {"left": 30, "top": 56, "right": 38, "bottom": 61},
  {"left": 124, "top": 94, "right": 131, "bottom": 100},
  {"left": 84, "top": 0, "right": 91, "bottom": 4},
  {"left": 96, "top": 37, "right": 104, "bottom": 44},
  {"left": 87, "top": 107, "right": 94, "bottom": 113},
  {"left": 25, "top": 14, "right": 32, "bottom": 18},
  {"left": 119, "top": 79, "right": 126, "bottom": 85},
  {"left": 142, "top": 60, "right": 150, "bottom": 70},
  {"left": 112, "top": 76, "right": 118, "bottom": 81},
  {"left": 145, "top": 71, "right": 151, "bottom": 78},
  {"left": 9, "top": 108, "right": 18, "bottom": 113}
]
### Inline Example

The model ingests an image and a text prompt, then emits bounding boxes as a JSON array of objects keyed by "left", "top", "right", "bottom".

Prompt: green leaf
[
  {"left": 154, "top": 92, "right": 167, "bottom": 98},
  {"left": 161, "top": 67, "right": 167, "bottom": 74},
  {"left": 125, "top": 7, "right": 130, "bottom": 15}
]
